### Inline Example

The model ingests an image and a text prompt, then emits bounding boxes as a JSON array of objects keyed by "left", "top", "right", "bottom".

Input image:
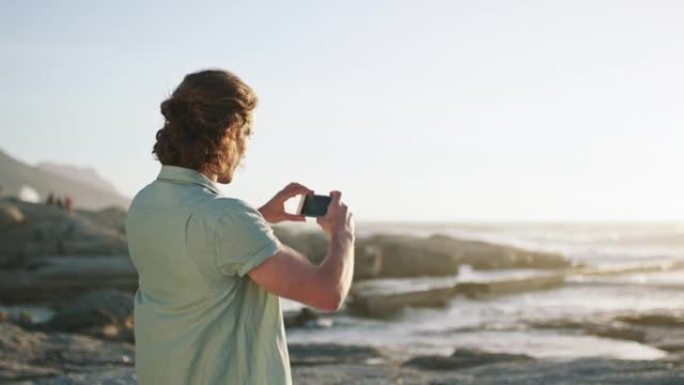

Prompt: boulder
[
  {"left": 0, "top": 255, "right": 138, "bottom": 304},
  {"left": 0, "top": 200, "right": 128, "bottom": 269},
  {"left": 76, "top": 206, "right": 127, "bottom": 235},
  {"left": 272, "top": 227, "right": 329, "bottom": 264},
  {"left": 369, "top": 235, "right": 459, "bottom": 278},
  {"left": 45, "top": 289, "right": 134, "bottom": 342},
  {"left": 272, "top": 227, "right": 383, "bottom": 280},
  {"left": 425, "top": 234, "right": 571, "bottom": 270}
]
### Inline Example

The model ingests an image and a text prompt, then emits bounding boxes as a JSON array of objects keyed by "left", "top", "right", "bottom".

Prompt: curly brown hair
[{"left": 152, "top": 69, "right": 257, "bottom": 177}]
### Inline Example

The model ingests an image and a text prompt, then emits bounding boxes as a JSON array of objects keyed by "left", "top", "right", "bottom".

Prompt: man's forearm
[
  {"left": 257, "top": 206, "right": 273, "bottom": 223},
  {"left": 318, "top": 231, "right": 355, "bottom": 307}
]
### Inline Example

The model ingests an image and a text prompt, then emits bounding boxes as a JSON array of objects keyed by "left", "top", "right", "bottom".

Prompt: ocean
[{"left": 284, "top": 222, "right": 684, "bottom": 361}]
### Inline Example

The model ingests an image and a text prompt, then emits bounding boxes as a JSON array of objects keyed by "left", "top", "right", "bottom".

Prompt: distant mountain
[
  {"left": 36, "top": 162, "right": 122, "bottom": 195},
  {"left": 0, "top": 149, "right": 130, "bottom": 210}
]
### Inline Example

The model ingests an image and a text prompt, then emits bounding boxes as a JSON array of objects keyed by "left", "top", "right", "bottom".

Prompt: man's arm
[
  {"left": 248, "top": 191, "right": 355, "bottom": 311},
  {"left": 248, "top": 232, "right": 354, "bottom": 311}
]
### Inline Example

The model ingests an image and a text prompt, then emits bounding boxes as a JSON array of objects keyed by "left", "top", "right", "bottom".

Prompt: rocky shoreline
[
  {"left": 2, "top": 319, "right": 684, "bottom": 385},
  {"left": 2, "top": 287, "right": 684, "bottom": 384},
  {"left": 2, "top": 199, "right": 684, "bottom": 383}
]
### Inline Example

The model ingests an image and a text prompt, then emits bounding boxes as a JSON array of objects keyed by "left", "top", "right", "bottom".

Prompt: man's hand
[{"left": 258, "top": 182, "right": 314, "bottom": 224}]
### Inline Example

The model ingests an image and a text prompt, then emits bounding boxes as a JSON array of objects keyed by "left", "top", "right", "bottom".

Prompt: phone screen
[{"left": 298, "top": 194, "right": 332, "bottom": 217}]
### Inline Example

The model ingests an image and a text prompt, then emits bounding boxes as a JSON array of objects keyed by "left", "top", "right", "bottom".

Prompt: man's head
[{"left": 152, "top": 69, "right": 257, "bottom": 184}]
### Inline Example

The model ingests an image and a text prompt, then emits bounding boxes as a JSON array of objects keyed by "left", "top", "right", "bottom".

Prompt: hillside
[
  {"left": 0, "top": 149, "right": 130, "bottom": 210},
  {"left": 36, "top": 162, "right": 122, "bottom": 195}
]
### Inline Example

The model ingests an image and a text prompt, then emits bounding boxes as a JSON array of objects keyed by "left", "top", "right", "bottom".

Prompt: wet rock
[
  {"left": 348, "top": 273, "right": 565, "bottom": 318},
  {"left": 454, "top": 274, "right": 565, "bottom": 299},
  {"left": 293, "top": 364, "right": 428, "bottom": 385},
  {"left": 529, "top": 311, "right": 684, "bottom": 356},
  {"left": 6, "top": 335, "right": 684, "bottom": 385},
  {"left": 403, "top": 348, "right": 533, "bottom": 371},
  {"left": 288, "top": 343, "right": 386, "bottom": 366},
  {"left": 616, "top": 311, "right": 684, "bottom": 328},
  {"left": 348, "top": 286, "right": 454, "bottom": 318},
  {"left": 447, "top": 358, "right": 684, "bottom": 385}
]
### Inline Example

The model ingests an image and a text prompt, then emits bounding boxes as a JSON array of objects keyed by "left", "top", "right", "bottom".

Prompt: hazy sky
[{"left": 2, "top": 0, "right": 683, "bottom": 222}]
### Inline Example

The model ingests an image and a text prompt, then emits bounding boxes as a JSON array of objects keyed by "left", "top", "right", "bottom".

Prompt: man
[{"left": 125, "top": 69, "right": 355, "bottom": 384}]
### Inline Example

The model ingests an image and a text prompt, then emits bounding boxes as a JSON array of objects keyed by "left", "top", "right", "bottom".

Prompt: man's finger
[
  {"left": 284, "top": 213, "right": 306, "bottom": 222},
  {"left": 329, "top": 190, "right": 341, "bottom": 206},
  {"left": 282, "top": 183, "right": 314, "bottom": 197}
]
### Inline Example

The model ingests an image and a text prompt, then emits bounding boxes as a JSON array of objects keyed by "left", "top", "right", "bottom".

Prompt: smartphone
[{"left": 297, "top": 193, "right": 332, "bottom": 217}]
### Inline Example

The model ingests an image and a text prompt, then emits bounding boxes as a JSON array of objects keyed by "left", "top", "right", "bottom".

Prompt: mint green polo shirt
[{"left": 124, "top": 165, "right": 291, "bottom": 385}]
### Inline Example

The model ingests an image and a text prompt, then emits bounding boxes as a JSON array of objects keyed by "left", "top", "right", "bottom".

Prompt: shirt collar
[{"left": 156, "top": 165, "right": 221, "bottom": 195}]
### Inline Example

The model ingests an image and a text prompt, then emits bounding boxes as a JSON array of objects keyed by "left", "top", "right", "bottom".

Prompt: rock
[
  {"left": 272, "top": 228, "right": 382, "bottom": 280},
  {"left": 425, "top": 234, "right": 571, "bottom": 270},
  {"left": 75, "top": 206, "right": 127, "bottom": 235},
  {"left": 352, "top": 242, "right": 383, "bottom": 280},
  {"left": 352, "top": 233, "right": 569, "bottom": 280},
  {"left": 272, "top": 227, "right": 329, "bottom": 264},
  {"left": 5, "top": 334, "right": 684, "bottom": 385},
  {"left": 348, "top": 285, "right": 454, "bottom": 318},
  {"left": 403, "top": 348, "right": 533, "bottom": 371},
  {"left": 272, "top": 228, "right": 569, "bottom": 281},
  {"left": 456, "top": 358, "right": 684, "bottom": 385},
  {"left": 288, "top": 343, "right": 386, "bottom": 366},
  {"left": 372, "top": 236, "right": 459, "bottom": 278},
  {"left": 454, "top": 274, "right": 565, "bottom": 299},
  {"left": 0, "top": 323, "right": 134, "bottom": 383},
  {"left": 293, "top": 364, "right": 427, "bottom": 385},
  {"left": 348, "top": 273, "right": 566, "bottom": 318},
  {"left": 0, "top": 256, "right": 137, "bottom": 304},
  {"left": 532, "top": 317, "right": 648, "bottom": 342},
  {"left": 0, "top": 200, "right": 128, "bottom": 270},
  {"left": 616, "top": 312, "right": 684, "bottom": 327},
  {"left": 24, "top": 367, "right": 137, "bottom": 384},
  {"left": 570, "top": 261, "right": 684, "bottom": 278},
  {"left": 0, "top": 202, "right": 25, "bottom": 229},
  {"left": 284, "top": 308, "right": 330, "bottom": 329},
  {"left": 45, "top": 289, "right": 134, "bottom": 342},
  {"left": 529, "top": 311, "right": 684, "bottom": 356}
]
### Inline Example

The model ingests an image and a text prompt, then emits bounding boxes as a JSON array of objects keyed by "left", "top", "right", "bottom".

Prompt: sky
[{"left": 1, "top": 0, "right": 684, "bottom": 222}]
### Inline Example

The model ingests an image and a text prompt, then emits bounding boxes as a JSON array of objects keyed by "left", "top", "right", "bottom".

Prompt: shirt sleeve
[{"left": 214, "top": 199, "right": 282, "bottom": 277}]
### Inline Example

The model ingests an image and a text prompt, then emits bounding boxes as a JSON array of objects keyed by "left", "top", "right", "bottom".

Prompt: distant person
[
  {"left": 124, "top": 69, "right": 355, "bottom": 385},
  {"left": 64, "top": 195, "right": 73, "bottom": 211},
  {"left": 55, "top": 197, "right": 64, "bottom": 208},
  {"left": 46, "top": 192, "right": 55, "bottom": 205}
]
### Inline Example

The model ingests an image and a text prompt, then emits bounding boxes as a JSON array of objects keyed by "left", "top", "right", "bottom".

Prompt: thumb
[{"left": 329, "top": 190, "right": 341, "bottom": 206}]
